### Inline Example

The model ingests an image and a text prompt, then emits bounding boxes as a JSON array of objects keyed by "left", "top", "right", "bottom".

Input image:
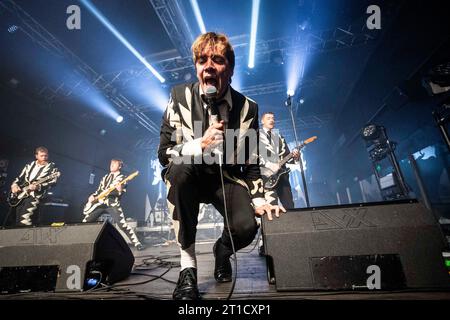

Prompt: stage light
[
  {"left": 116, "top": 115, "right": 124, "bottom": 123},
  {"left": 361, "top": 124, "right": 381, "bottom": 141},
  {"left": 248, "top": 0, "right": 261, "bottom": 69},
  {"left": 270, "top": 50, "right": 284, "bottom": 66},
  {"left": 80, "top": 0, "right": 165, "bottom": 83},
  {"left": 183, "top": 72, "right": 192, "bottom": 81},
  {"left": 422, "top": 61, "right": 450, "bottom": 96},
  {"left": 189, "top": 0, "right": 206, "bottom": 34},
  {"left": 287, "top": 89, "right": 295, "bottom": 96},
  {"left": 7, "top": 25, "right": 18, "bottom": 33},
  {"left": 299, "top": 98, "right": 305, "bottom": 104}
]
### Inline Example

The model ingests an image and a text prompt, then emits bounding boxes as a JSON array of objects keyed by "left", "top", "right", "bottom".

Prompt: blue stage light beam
[
  {"left": 80, "top": 0, "right": 165, "bottom": 83},
  {"left": 131, "top": 78, "right": 169, "bottom": 112},
  {"left": 87, "top": 89, "right": 122, "bottom": 121},
  {"left": 190, "top": 0, "right": 206, "bottom": 34},
  {"left": 231, "top": 71, "right": 243, "bottom": 92},
  {"left": 287, "top": 52, "right": 306, "bottom": 98},
  {"left": 248, "top": 0, "right": 260, "bottom": 69}
]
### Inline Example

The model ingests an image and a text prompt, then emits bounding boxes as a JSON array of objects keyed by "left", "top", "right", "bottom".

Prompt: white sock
[
  {"left": 173, "top": 219, "right": 197, "bottom": 270},
  {"left": 180, "top": 243, "right": 197, "bottom": 271}
]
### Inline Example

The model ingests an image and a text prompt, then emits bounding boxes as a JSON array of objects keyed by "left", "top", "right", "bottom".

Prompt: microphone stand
[{"left": 286, "top": 95, "right": 310, "bottom": 208}]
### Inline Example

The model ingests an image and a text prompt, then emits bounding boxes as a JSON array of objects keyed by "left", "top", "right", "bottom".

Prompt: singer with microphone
[{"left": 158, "top": 32, "right": 285, "bottom": 300}]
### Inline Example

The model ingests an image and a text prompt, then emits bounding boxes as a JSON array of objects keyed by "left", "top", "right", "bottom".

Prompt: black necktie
[
  {"left": 217, "top": 102, "right": 229, "bottom": 131},
  {"left": 267, "top": 131, "right": 273, "bottom": 157},
  {"left": 202, "top": 106, "right": 209, "bottom": 134}
]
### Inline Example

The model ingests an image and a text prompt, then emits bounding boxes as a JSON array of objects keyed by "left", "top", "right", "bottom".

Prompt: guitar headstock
[
  {"left": 304, "top": 136, "right": 317, "bottom": 145},
  {"left": 127, "top": 171, "right": 139, "bottom": 180}
]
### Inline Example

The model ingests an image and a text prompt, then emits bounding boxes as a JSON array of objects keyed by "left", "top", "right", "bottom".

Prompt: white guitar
[{"left": 83, "top": 171, "right": 139, "bottom": 215}]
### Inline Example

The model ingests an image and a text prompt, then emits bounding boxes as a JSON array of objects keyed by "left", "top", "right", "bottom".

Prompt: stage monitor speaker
[
  {"left": 262, "top": 199, "right": 450, "bottom": 291},
  {"left": 0, "top": 221, "right": 135, "bottom": 293}
]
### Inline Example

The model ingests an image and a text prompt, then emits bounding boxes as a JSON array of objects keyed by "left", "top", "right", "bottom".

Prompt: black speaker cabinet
[
  {"left": 0, "top": 222, "right": 135, "bottom": 293},
  {"left": 262, "top": 199, "right": 450, "bottom": 291}
]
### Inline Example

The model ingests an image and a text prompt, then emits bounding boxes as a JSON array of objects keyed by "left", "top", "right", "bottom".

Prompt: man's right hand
[
  {"left": 88, "top": 195, "right": 96, "bottom": 203},
  {"left": 11, "top": 185, "right": 21, "bottom": 193},
  {"left": 201, "top": 121, "right": 224, "bottom": 151},
  {"left": 254, "top": 204, "right": 286, "bottom": 221}
]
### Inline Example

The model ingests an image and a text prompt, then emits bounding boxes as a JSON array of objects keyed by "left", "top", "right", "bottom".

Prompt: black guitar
[
  {"left": 261, "top": 136, "right": 317, "bottom": 189},
  {"left": 7, "top": 171, "right": 60, "bottom": 207}
]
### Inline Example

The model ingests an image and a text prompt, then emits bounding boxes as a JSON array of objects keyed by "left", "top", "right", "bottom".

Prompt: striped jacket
[
  {"left": 158, "top": 82, "right": 267, "bottom": 205},
  {"left": 12, "top": 161, "right": 58, "bottom": 199},
  {"left": 92, "top": 172, "right": 126, "bottom": 207}
]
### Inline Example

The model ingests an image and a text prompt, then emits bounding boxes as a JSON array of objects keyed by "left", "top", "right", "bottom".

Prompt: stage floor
[{"left": 1, "top": 240, "right": 450, "bottom": 300}]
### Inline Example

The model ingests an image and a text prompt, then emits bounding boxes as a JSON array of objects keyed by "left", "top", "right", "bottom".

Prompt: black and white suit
[
  {"left": 259, "top": 128, "right": 295, "bottom": 209},
  {"left": 82, "top": 172, "right": 141, "bottom": 247},
  {"left": 10, "top": 161, "right": 59, "bottom": 226},
  {"left": 158, "top": 82, "right": 271, "bottom": 254}
]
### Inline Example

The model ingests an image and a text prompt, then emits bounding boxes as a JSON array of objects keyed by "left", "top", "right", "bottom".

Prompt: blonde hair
[
  {"left": 111, "top": 158, "right": 123, "bottom": 168},
  {"left": 35, "top": 146, "right": 48, "bottom": 154},
  {"left": 192, "top": 32, "right": 235, "bottom": 72}
]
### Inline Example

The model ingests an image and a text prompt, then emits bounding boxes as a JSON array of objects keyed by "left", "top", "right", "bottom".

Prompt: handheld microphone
[
  {"left": 205, "top": 85, "right": 218, "bottom": 124},
  {"left": 204, "top": 85, "right": 223, "bottom": 160}
]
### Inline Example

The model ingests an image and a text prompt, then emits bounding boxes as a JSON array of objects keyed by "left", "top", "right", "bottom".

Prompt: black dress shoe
[
  {"left": 173, "top": 268, "right": 201, "bottom": 300},
  {"left": 213, "top": 242, "right": 232, "bottom": 283}
]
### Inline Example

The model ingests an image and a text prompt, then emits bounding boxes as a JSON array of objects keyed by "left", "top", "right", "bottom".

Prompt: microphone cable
[
  {"left": 217, "top": 151, "right": 238, "bottom": 300},
  {"left": 205, "top": 85, "right": 237, "bottom": 299}
]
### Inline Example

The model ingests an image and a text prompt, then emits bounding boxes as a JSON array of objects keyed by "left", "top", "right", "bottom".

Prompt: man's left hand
[
  {"left": 255, "top": 204, "right": 286, "bottom": 221},
  {"left": 115, "top": 184, "right": 123, "bottom": 192},
  {"left": 28, "top": 183, "right": 38, "bottom": 191},
  {"left": 292, "top": 149, "right": 300, "bottom": 160}
]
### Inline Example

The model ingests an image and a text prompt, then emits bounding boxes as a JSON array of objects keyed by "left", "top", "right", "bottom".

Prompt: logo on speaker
[
  {"left": 19, "top": 228, "right": 65, "bottom": 244},
  {"left": 366, "top": 265, "right": 381, "bottom": 289},
  {"left": 66, "top": 265, "right": 81, "bottom": 290},
  {"left": 311, "top": 208, "right": 376, "bottom": 230}
]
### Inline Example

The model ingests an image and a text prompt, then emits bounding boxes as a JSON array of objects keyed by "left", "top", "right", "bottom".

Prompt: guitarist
[
  {"left": 7, "top": 146, "right": 59, "bottom": 227},
  {"left": 82, "top": 159, "right": 144, "bottom": 251},
  {"left": 259, "top": 112, "right": 300, "bottom": 209}
]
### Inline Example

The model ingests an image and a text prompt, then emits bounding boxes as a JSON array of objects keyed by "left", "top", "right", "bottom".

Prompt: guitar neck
[
  {"left": 279, "top": 153, "right": 294, "bottom": 167},
  {"left": 277, "top": 136, "right": 317, "bottom": 167},
  {"left": 98, "top": 174, "right": 136, "bottom": 198},
  {"left": 23, "top": 173, "right": 57, "bottom": 191},
  {"left": 278, "top": 142, "right": 306, "bottom": 167}
]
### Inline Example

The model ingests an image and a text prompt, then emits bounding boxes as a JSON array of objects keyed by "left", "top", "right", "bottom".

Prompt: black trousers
[
  {"left": 165, "top": 163, "right": 258, "bottom": 254},
  {"left": 276, "top": 173, "right": 294, "bottom": 209},
  {"left": 82, "top": 204, "right": 141, "bottom": 246}
]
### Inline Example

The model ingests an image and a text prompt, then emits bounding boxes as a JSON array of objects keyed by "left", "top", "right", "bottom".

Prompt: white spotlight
[
  {"left": 116, "top": 115, "right": 124, "bottom": 123},
  {"left": 299, "top": 98, "right": 305, "bottom": 104},
  {"left": 287, "top": 89, "right": 295, "bottom": 96},
  {"left": 248, "top": 0, "right": 261, "bottom": 69}
]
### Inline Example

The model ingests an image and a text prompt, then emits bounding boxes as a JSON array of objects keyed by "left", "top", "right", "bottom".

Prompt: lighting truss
[
  {"left": 148, "top": 0, "right": 194, "bottom": 58},
  {"left": 95, "top": 18, "right": 380, "bottom": 87},
  {"left": 0, "top": 0, "right": 160, "bottom": 134}
]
